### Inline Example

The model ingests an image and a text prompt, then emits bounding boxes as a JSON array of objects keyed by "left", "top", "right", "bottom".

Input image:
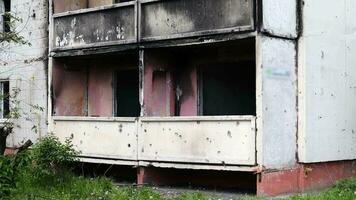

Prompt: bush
[
  {"left": 32, "top": 135, "right": 79, "bottom": 179},
  {"left": 0, "top": 151, "right": 31, "bottom": 197},
  {"left": 0, "top": 156, "right": 14, "bottom": 196}
]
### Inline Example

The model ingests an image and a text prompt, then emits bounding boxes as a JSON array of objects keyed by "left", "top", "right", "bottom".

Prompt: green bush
[
  {"left": 0, "top": 156, "right": 14, "bottom": 196},
  {"left": 32, "top": 135, "right": 79, "bottom": 179},
  {"left": 0, "top": 151, "right": 31, "bottom": 197}
]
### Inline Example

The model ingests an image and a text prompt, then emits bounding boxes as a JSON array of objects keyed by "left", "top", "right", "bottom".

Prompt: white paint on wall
[
  {"left": 259, "top": 36, "right": 297, "bottom": 168},
  {"left": 0, "top": 0, "right": 48, "bottom": 148},
  {"left": 53, "top": 117, "right": 138, "bottom": 161},
  {"left": 0, "top": 0, "right": 4, "bottom": 33},
  {"left": 262, "top": 0, "right": 298, "bottom": 38},
  {"left": 138, "top": 116, "right": 256, "bottom": 166},
  {"left": 52, "top": 116, "right": 257, "bottom": 169},
  {"left": 298, "top": 0, "right": 356, "bottom": 163}
]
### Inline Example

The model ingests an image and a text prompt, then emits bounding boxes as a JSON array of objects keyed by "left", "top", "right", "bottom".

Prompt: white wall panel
[
  {"left": 53, "top": 117, "right": 138, "bottom": 161},
  {"left": 258, "top": 36, "right": 297, "bottom": 168},
  {"left": 262, "top": 0, "right": 298, "bottom": 38},
  {"left": 138, "top": 116, "right": 256, "bottom": 166},
  {"left": 298, "top": 0, "right": 356, "bottom": 162}
]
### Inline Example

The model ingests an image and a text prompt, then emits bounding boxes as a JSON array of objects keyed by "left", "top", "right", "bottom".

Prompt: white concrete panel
[
  {"left": 53, "top": 117, "right": 138, "bottom": 161},
  {"left": 259, "top": 36, "right": 297, "bottom": 168},
  {"left": 1, "top": 0, "right": 48, "bottom": 148},
  {"left": 138, "top": 116, "right": 256, "bottom": 166},
  {"left": 262, "top": 0, "right": 298, "bottom": 38},
  {"left": 139, "top": 161, "right": 257, "bottom": 172},
  {"left": 0, "top": 0, "right": 4, "bottom": 33},
  {"left": 298, "top": 0, "right": 356, "bottom": 162}
]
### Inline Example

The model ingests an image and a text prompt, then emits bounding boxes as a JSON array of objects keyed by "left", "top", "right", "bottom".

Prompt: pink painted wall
[
  {"left": 143, "top": 50, "right": 198, "bottom": 117},
  {"left": 53, "top": 61, "right": 87, "bottom": 116},
  {"left": 144, "top": 50, "right": 175, "bottom": 116},
  {"left": 53, "top": 55, "right": 138, "bottom": 117},
  {"left": 88, "top": 66, "right": 113, "bottom": 117},
  {"left": 178, "top": 67, "right": 198, "bottom": 116}
]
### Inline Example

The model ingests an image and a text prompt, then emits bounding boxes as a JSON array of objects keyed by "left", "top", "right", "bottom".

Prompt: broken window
[
  {"left": 0, "top": 80, "right": 10, "bottom": 118},
  {"left": 199, "top": 61, "right": 256, "bottom": 116},
  {"left": 114, "top": 69, "right": 140, "bottom": 117},
  {"left": 0, "top": 0, "right": 10, "bottom": 33}
]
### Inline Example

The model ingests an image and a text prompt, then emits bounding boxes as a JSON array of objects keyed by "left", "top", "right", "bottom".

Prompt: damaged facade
[
  {"left": 0, "top": 0, "right": 48, "bottom": 149},
  {"left": 2, "top": 0, "right": 355, "bottom": 197}
]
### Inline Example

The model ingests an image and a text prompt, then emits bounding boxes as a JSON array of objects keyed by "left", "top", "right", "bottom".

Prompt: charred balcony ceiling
[{"left": 52, "top": 0, "right": 255, "bottom": 55}]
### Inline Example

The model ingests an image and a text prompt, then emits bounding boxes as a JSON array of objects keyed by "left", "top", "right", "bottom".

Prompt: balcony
[
  {"left": 52, "top": 0, "right": 254, "bottom": 52},
  {"left": 53, "top": 116, "right": 256, "bottom": 170}
]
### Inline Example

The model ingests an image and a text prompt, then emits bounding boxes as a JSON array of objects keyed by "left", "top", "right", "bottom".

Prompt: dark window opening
[
  {"left": 0, "top": 81, "right": 10, "bottom": 118},
  {"left": 199, "top": 61, "right": 256, "bottom": 116},
  {"left": 3, "top": 0, "right": 11, "bottom": 32},
  {"left": 114, "top": 70, "right": 140, "bottom": 117}
]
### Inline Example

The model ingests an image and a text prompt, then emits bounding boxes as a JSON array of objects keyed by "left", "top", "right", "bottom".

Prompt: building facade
[
  {"left": 0, "top": 0, "right": 48, "bottom": 150},
  {"left": 2, "top": 0, "right": 355, "bottom": 196}
]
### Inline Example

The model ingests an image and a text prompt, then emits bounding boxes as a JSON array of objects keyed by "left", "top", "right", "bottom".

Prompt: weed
[{"left": 31, "top": 135, "right": 79, "bottom": 181}]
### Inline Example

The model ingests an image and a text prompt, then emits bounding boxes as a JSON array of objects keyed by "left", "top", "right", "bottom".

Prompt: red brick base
[
  {"left": 3, "top": 148, "right": 16, "bottom": 156},
  {"left": 257, "top": 160, "right": 356, "bottom": 196}
]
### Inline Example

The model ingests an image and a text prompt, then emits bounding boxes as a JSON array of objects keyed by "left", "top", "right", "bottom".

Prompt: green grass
[
  {"left": 289, "top": 178, "right": 356, "bottom": 200},
  {"left": 3, "top": 137, "right": 355, "bottom": 200},
  {"left": 4, "top": 170, "right": 356, "bottom": 200}
]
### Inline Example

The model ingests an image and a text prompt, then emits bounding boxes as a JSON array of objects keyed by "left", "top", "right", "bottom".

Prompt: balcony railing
[
  {"left": 52, "top": 116, "right": 256, "bottom": 170},
  {"left": 52, "top": 0, "right": 254, "bottom": 51}
]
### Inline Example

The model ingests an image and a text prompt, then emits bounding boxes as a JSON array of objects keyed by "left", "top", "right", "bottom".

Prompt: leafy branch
[{"left": 0, "top": 12, "right": 31, "bottom": 46}]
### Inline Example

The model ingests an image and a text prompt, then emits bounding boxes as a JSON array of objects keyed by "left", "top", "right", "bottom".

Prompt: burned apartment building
[
  {"left": 45, "top": 0, "right": 356, "bottom": 196},
  {"left": 0, "top": 0, "right": 48, "bottom": 150}
]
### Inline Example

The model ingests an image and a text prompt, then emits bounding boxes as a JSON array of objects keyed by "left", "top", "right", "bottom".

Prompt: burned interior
[
  {"left": 52, "top": 39, "right": 255, "bottom": 118},
  {"left": 50, "top": 0, "right": 257, "bottom": 192}
]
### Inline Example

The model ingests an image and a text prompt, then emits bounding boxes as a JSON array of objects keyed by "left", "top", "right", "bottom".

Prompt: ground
[{"left": 5, "top": 172, "right": 356, "bottom": 200}]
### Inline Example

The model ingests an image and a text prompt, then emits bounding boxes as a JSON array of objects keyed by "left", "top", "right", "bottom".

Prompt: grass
[
  {"left": 4, "top": 169, "right": 356, "bottom": 200},
  {"left": 289, "top": 178, "right": 356, "bottom": 200},
  {"left": 2, "top": 136, "right": 355, "bottom": 200}
]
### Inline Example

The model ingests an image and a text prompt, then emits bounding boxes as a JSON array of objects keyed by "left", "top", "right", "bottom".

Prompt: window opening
[
  {"left": 114, "top": 69, "right": 140, "bottom": 117},
  {"left": 199, "top": 61, "right": 255, "bottom": 116},
  {"left": 0, "top": 81, "right": 10, "bottom": 118},
  {"left": 2, "top": 0, "right": 10, "bottom": 33}
]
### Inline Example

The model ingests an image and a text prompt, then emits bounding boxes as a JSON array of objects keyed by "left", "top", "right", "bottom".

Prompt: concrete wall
[
  {"left": 298, "top": 0, "right": 356, "bottom": 163},
  {"left": 257, "top": 36, "right": 297, "bottom": 169},
  {"left": 0, "top": 0, "right": 48, "bottom": 147},
  {"left": 0, "top": 0, "right": 4, "bottom": 33},
  {"left": 261, "top": 0, "right": 298, "bottom": 38},
  {"left": 257, "top": 1, "right": 298, "bottom": 169}
]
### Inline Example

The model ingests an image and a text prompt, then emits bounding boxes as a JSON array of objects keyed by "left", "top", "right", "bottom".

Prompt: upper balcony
[{"left": 51, "top": 0, "right": 255, "bottom": 53}]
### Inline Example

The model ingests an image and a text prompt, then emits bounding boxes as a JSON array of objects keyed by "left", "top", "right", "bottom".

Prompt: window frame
[{"left": 0, "top": 80, "right": 10, "bottom": 119}]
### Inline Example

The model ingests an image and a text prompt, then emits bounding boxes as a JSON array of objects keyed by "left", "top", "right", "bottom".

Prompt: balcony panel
[
  {"left": 52, "top": 116, "right": 256, "bottom": 168},
  {"left": 140, "top": 0, "right": 254, "bottom": 41},
  {"left": 53, "top": 4, "right": 136, "bottom": 50},
  {"left": 53, "top": 117, "right": 137, "bottom": 161},
  {"left": 138, "top": 116, "right": 256, "bottom": 166}
]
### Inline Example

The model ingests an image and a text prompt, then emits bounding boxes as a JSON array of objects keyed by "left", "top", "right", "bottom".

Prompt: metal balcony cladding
[{"left": 52, "top": 0, "right": 254, "bottom": 51}]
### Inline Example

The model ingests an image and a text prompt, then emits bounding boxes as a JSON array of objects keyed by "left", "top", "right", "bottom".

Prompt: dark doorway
[
  {"left": 115, "top": 70, "right": 140, "bottom": 117},
  {"left": 200, "top": 61, "right": 255, "bottom": 116}
]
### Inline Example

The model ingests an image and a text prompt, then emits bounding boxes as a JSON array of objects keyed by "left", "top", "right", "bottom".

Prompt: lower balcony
[{"left": 52, "top": 115, "right": 256, "bottom": 171}]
